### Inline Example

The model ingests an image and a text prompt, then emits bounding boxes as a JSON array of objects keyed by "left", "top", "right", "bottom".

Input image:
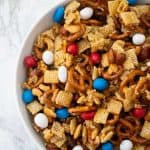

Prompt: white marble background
[
  {"left": 0, "top": 0, "right": 150, "bottom": 150},
  {"left": 0, "top": 0, "right": 59, "bottom": 149}
]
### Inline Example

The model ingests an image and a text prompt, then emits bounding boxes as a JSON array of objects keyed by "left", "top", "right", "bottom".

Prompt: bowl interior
[{"left": 15, "top": 0, "right": 67, "bottom": 149}]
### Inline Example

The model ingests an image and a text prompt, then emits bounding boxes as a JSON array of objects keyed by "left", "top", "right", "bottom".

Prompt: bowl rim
[{"left": 15, "top": 1, "right": 67, "bottom": 149}]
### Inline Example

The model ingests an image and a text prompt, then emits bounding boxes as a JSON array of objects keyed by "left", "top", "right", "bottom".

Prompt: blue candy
[
  {"left": 53, "top": 6, "right": 65, "bottom": 23},
  {"left": 22, "top": 89, "right": 34, "bottom": 103},
  {"left": 128, "top": 0, "right": 137, "bottom": 5},
  {"left": 101, "top": 142, "right": 113, "bottom": 150},
  {"left": 93, "top": 78, "right": 109, "bottom": 91},
  {"left": 56, "top": 108, "right": 69, "bottom": 119}
]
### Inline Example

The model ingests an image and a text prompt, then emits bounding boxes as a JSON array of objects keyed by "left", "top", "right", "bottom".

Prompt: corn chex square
[
  {"left": 27, "top": 101, "right": 43, "bottom": 115},
  {"left": 140, "top": 121, "right": 150, "bottom": 140},
  {"left": 94, "top": 108, "right": 109, "bottom": 124},
  {"left": 120, "top": 11, "right": 140, "bottom": 26},
  {"left": 107, "top": 99, "right": 122, "bottom": 115},
  {"left": 44, "top": 70, "right": 58, "bottom": 83},
  {"left": 55, "top": 91, "right": 73, "bottom": 107}
]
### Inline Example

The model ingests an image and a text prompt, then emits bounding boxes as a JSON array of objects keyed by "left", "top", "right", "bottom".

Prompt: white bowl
[
  {"left": 15, "top": 0, "right": 67, "bottom": 149},
  {"left": 15, "top": 0, "right": 150, "bottom": 150}
]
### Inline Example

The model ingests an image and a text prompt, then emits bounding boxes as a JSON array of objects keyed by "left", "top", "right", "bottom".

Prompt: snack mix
[{"left": 22, "top": 0, "right": 150, "bottom": 149}]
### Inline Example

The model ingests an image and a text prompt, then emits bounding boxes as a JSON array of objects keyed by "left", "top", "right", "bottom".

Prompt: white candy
[
  {"left": 34, "top": 113, "right": 48, "bottom": 129},
  {"left": 58, "top": 66, "right": 67, "bottom": 83},
  {"left": 72, "top": 145, "right": 83, "bottom": 150},
  {"left": 132, "top": 33, "right": 146, "bottom": 45},
  {"left": 80, "top": 7, "right": 93, "bottom": 20},
  {"left": 42, "top": 50, "right": 54, "bottom": 65},
  {"left": 120, "top": 140, "right": 133, "bottom": 150}
]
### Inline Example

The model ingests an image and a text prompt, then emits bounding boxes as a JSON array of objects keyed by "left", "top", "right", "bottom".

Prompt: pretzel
[
  {"left": 81, "top": 19, "right": 102, "bottom": 26},
  {"left": 68, "top": 68, "right": 92, "bottom": 92},
  {"left": 68, "top": 106, "right": 96, "bottom": 114},
  {"left": 108, "top": 49, "right": 115, "bottom": 64},
  {"left": 33, "top": 46, "right": 42, "bottom": 59},
  {"left": 141, "top": 13, "right": 150, "bottom": 27},
  {"left": 120, "top": 70, "right": 145, "bottom": 93},
  {"left": 102, "top": 65, "right": 123, "bottom": 80},
  {"left": 107, "top": 114, "right": 119, "bottom": 125},
  {"left": 131, "top": 134, "right": 150, "bottom": 144},
  {"left": 64, "top": 24, "right": 86, "bottom": 42},
  {"left": 110, "top": 31, "right": 130, "bottom": 40}
]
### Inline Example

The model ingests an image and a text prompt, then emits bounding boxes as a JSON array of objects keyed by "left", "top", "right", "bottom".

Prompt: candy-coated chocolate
[
  {"left": 24, "top": 56, "right": 37, "bottom": 68},
  {"left": 42, "top": 50, "right": 54, "bottom": 65},
  {"left": 80, "top": 7, "right": 94, "bottom": 20},
  {"left": 132, "top": 33, "right": 146, "bottom": 45},
  {"left": 120, "top": 140, "right": 133, "bottom": 150},
  {"left": 34, "top": 113, "right": 48, "bottom": 129},
  {"left": 128, "top": 0, "right": 137, "bottom": 5},
  {"left": 72, "top": 145, "right": 83, "bottom": 150},
  {"left": 56, "top": 108, "right": 69, "bottom": 119},
  {"left": 58, "top": 66, "right": 67, "bottom": 83},
  {"left": 53, "top": 6, "right": 64, "bottom": 23},
  {"left": 101, "top": 141, "right": 113, "bottom": 150},
  {"left": 90, "top": 52, "right": 100, "bottom": 65},
  {"left": 80, "top": 111, "right": 95, "bottom": 120},
  {"left": 22, "top": 89, "right": 34, "bottom": 103},
  {"left": 67, "top": 43, "right": 78, "bottom": 56},
  {"left": 93, "top": 78, "right": 109, "bottom": 91},
  {"left": 133, "top": 107, "right": 146, "bottom": 119}
]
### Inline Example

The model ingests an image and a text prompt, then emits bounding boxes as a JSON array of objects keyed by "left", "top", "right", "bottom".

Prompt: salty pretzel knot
[
  {"left": 102, "top": 65, "right": 123, "bottom": 80},
  {"left": 68, "top": 68, "right": 92, "bottom": 92},
  {"left": 120, "top": 70, "right": 145, "bottom": 93},
  {"left": 110, "top": 31, "right": 130, "bottom": 40},
  {"left": 141, "top": 13, "right": 150, "bottom": 27},
  {"left": 107, "top": 114, "right": 119, "bottom": 125},
  {"left": 64, "top": 24, "right": 86, "bottom": 42},
  {"left": 81, "top": 19, "right": 102, "bottom": 26}
]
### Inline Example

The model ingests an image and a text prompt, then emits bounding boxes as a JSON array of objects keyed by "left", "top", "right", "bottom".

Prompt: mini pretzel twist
[
  {"left": 120, "top": 70, "right": 145, "bottom": 93},
  {"left": 64, "top": 24, "right": 86, "bottom": 42},
  {"left": 107, "top": 114, "right": 119, "bottom": 125},
  {"left": 141, "top": 13, "right": 150, "bottom": 28},
  {"left": 110, "top": 31, "right": 130, "bottom": 40}
]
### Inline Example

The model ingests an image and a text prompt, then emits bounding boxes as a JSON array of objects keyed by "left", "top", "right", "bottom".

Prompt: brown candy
[
  {"left": 138, "top": 47, "right": 150, "bottom": 62},
  {"left": 115, "top": 53, "right": 126, "bottom": 65}
]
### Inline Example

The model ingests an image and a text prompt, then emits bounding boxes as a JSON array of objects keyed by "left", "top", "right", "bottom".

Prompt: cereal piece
[
  {"left": 51, "top": 121, "right": 65, "bottom": 138},
  {"left": 27, "top": 101, "right": 43, "bottom": 115},
  {"left": 91, "top": 128, "right": 99, "bottom": 140},
  {"left": 82, "top": 125, "right": 87, "bottom": 144},
  {"left": 111, "top": 40, "right": 125, "bottom": 54},
  {"left": 140, "top": 121, "right": 150, "bottom": 139},
  {"left": 64, "top": 0, "right": 80, "bottom": 25},
  {"left": 108, "top": 0, "right": 128, "bottom": 16},
  {"left": 130, "top": 5, "right": 150, "bottom": 18},
  {"left": 124, "top": 49, "right": 138, "bottom": 70},
  {"left": 120, "top": 11, "right": 140, "bottom": 26},
  {"left": 101, "top": 53, "right": 109, "bottom": 67},
  {"left": 74, "top": 124, "right": 82, "bottom": 139},
  {"left": 43, "top": 107, "right": 56, "bottom": 118},
  {"left": 64, "top": 24, "right": 81, "bottom": 34},
  {"left": 55, "top": 91, "right": 73, "bottom": 107},
  {"left": 44, "top": 70, "right": 58, "bottom": 84},
  {"left": 107, "top": 99, "right": 122, "bottom": 115},
  {"left": 100, "top": 126, "right": 114, "bottom": 143},
  {"left": 107, "top": 64, "right": 118, "bottom": 75},
  {"left": 70, "top": 118, "right": 77, "bottom": 135},
  {"left": 50, "top": 135, "right": 66, "bottom": 148},
  {"left": 92, "top": 67, "right": 102, "bottom": 80},
  {"left": 43, "top": 129, "right": 53, "bottom": 142},
  {"left": 65, "top": 82, "right": 76, "bottom": 93},
  {"left": 75, "top": 65, "right": 86, "bottom": 76},
  {"left": 94, "top": 108, "right": 109, "bottom": 124},
  {"left": 39, "top": 84, "right": 50, "bottom": 92},
  {"left": 54, "top": 36, "right": 65, "bottom": 51},
  {"left": 54, "top": 51, "right": 66, "bottom": 66},
  {"left": 65, "top": 53, "right": 74, "bottom": 67},
  {"left": 32, "top": 88, "right": 43, "bottom": 98},
  {"left": 77, "top": 39, "right": 90, "bottom": 54}
]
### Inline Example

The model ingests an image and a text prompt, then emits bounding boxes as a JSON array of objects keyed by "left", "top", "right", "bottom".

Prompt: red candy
[
  {"left": 133, "top": 107, "right": 146, "bottom": 119},
  {"left": 24, "top": 56, "right": 37, "bottom": 68},
  {"left": 67, "top": 43, "right": 78, "bottom": 56},
  {"left": 80, "top": 111, "right": 95, "bottom": 120},
  {"left": 90, "top": 52, "right": 100, "bottom": 64}
]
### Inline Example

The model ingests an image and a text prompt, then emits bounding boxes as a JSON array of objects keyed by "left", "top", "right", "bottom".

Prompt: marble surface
[{"left": 0, "top": 0, "right": 60, "bottom": 149}]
